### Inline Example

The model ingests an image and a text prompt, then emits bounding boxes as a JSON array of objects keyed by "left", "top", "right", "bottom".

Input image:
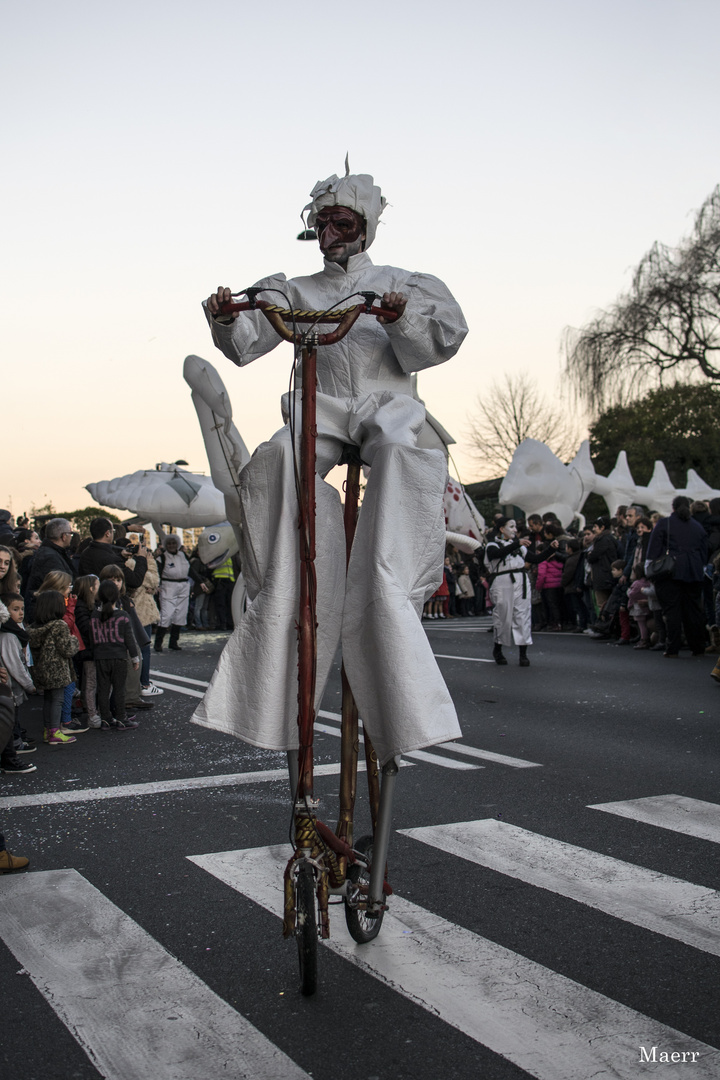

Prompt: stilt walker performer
[{"left": 192, "top": 167, "right": 468, "bottom": 766}]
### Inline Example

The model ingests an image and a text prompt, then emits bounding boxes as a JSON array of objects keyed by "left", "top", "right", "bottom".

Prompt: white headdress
[{"left": 302, "top": 161, "right": 386, "bottom": 249}]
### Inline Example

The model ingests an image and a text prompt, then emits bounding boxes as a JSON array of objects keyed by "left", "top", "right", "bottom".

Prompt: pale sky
[{"left": 4, "top": 0, "right": 720, "bottom": 516}]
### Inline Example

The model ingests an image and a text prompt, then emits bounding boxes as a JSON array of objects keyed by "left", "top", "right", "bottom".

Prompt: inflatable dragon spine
[{"left": 499, "top": 438, "right": 720, "bottom": 527}]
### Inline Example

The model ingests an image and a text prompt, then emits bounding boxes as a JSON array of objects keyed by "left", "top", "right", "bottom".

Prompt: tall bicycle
[{"left": 219, "top": 286, "right": 400, "bottom": 995}]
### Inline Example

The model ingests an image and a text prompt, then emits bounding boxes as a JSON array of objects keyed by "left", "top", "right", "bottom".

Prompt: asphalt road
[{"left": 1, "top": 620, "right": 719, "bottom": 1080}]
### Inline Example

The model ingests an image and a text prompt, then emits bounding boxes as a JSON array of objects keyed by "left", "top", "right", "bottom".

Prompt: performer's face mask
[
  {"left": 500, "top": 520, "right": 517, "bottom": 539},
  {"left": 315, "top": 207, "right": 366, "bottom": 264}
]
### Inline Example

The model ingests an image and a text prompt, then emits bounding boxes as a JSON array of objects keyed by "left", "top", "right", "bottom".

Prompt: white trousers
[
  {"left": 159, "top": 580, "right": 191, "bottom": 627},
  {"left": 192, "top": 391, "right": 461, "bottom": 765},
  {"left": 490, "top": 574, "right": 532, "bottom": 647}
]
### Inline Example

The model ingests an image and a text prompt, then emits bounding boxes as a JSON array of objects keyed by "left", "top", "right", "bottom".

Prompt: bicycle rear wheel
[
  {"left": 296, "top": 863, "right": 318, "bottom": 996},
  {"left": 344, "top": 835, "right": 385, "bottom": 944}
]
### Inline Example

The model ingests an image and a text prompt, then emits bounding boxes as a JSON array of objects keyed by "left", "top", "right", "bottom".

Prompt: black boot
[
  {"left": 519, "top": 645, "right": 530, "bottom": 667},
  {"left": 154, "top": 627, "right": 166, "bottom": 653},
  {"left": 493, "top": 643, "right": 508, "bottom": 665},
  {"left": 168, "top": 625, "right": 182, "bottom": 651}
]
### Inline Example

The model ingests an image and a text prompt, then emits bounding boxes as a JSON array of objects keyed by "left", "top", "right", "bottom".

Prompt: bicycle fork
[{"left": 367, "top": 757, "right": 400, "bottom": 914}]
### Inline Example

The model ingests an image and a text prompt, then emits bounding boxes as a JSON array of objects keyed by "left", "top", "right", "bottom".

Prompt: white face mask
[{"left": 500, "top": 520, "right": 517, "bottom": 540}]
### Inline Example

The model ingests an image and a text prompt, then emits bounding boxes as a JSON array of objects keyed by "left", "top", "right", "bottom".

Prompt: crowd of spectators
[
  {"left": 426, "top": 497, "right": 720, "bottom": 680},
  {"left": 0, "top": 513, "right": 238, "bottom": 787}
]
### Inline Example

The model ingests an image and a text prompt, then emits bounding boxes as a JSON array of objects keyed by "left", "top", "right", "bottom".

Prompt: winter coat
[
  {"left": 89, "top": 607, "right": 139, "bottom": 661},
  {"left": 561, "top": 550, "right": 583, "bottom": 593},
  {"left": 119, "top": 595, "right": 150, "bottom": 649},
  {"left": 457, "top": 573, "right": 475, "bottom": 599},
  {"left": 627, "top": 577, "right": 650, "bottom": 617},
  {"left": 646, "top": 514, "right": 708, "bottom": 583},
  {"left": 74, "top": 598, "right": 95, "bottom": 661},
  {"left": 28, "top": 619, "right": 78, "bottom": 690},
  {"left": 0, "top": 626, "right": 35, "bottom": 705},
  {"left": 585, "top": 531, "right": 619, "bottom": 591},
  {"left": 24, "top": 540, "right": 76, "bottom": 619},
  {"left": 128, "top": 551, "right": 160, "bottom": 626},
  {"left": 78, "top": 541, "right": 148, "bottom": 590},
  {"left": 536, "top": 556, "right": 564, "bottom": 590}
]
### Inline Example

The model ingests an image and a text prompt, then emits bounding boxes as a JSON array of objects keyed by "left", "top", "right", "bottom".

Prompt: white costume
[
  {"left": 192, "top": 173, "right": 468, "bottom": 765},
  {"left": 485, "top": 538, "right": 533, "bottom": 647},
  {"left": 158, "top": 550, "right": 191, "bottom": 628}
]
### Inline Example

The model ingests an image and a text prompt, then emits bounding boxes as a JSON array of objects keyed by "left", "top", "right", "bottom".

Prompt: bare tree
[
  {"left": 564, "top": 185, "right": 720, "bottom": 413},
  {"left": 466, "top": 372, "right": 581, "bottom": 478}
]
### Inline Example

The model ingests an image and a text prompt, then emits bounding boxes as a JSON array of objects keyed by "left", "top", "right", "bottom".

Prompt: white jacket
[{"left": 204, "top": 253, "right": 467, "bottom": 400}]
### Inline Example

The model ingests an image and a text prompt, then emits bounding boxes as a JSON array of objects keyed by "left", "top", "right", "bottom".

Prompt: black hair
[
  {"left": 90, "top": 517, "right": 114, "bottom": 540},
  {"left": 98, "top": 579, "right": 120, "bottom": 621},
  {"left": 672, "top": 495, "right": 691, "bottom": 522},
  {"left": 34, "top": 589, "right": 66, "bottom": 625},
  {"left": 543, "top": 522, "right": 564, "bottom": 538},
  {"left": 3, "top": 592, "right": 23, "bottom": 605}
]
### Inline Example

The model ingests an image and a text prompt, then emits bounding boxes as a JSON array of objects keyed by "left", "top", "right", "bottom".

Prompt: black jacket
[
  {"left": 647, "top": 514, "right": 708, "bottom": 583},
  {"left": 24, "top": 540, "right": 76, "bottom": 620},
  {"left": 78, "top": 542, "right": 148, "bottom": 590},
  {"left": 585, "top": 531, "right": 618, "bottom": 591}
]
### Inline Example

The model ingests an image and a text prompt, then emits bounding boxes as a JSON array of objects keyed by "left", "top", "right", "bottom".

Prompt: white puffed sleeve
[
  {"left": 202, "top": 273, "right": 290, "bottom": 368},
  {"left": 383, "top": 271, "right": 468, "bottom": 373}
]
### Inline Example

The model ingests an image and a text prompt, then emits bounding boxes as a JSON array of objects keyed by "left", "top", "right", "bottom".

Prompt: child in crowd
[
  {"left": 73, "top": 575, "right": 101, "bottom": 728},
  {"left": 98, "top": 566, "right": 152, "bottom": 715},
  {"left": 34, "top": 570, "right": 87, "bottom": 732},
  {"left": 90, "top": 580, "right": 140, "bottom": 731},
  {"left": 0, "top": 595, "right": 37, "bottom": 774},
  {"left": 28, "top": 590, "right": 79, "bottom": 746}
]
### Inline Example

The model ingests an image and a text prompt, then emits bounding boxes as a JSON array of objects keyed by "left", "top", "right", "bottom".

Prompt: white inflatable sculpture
[
  {"left": 86, "top": 464, "right": 226, "bottom": 526},
  {"left": 500, "top": 438, "right": 720, "bottom": 527}
]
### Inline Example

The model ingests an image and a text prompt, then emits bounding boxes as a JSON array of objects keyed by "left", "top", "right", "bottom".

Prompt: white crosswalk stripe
[
  {"left": 0, "top": 869, "right": 311, "bottom": 1080},
  {"left": 588, "top": 794, "right": 720, "bottom": 844},
  {"left": 400, "top": 818, "right": 720, "bottom": 957},
  {"left": 2, "top": 800, "right": 719, "bottom": 1078},
  {"left": 188, "top": 844, "right": 720, "bottom": 1080},
  {"left": 316, "top": 710, "right": 540, "bottom": 770}
]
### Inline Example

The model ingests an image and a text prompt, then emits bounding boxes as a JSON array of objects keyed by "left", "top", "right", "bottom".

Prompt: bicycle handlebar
[{"left": 217, "top": 288, "right": 399, "bottom": 347}]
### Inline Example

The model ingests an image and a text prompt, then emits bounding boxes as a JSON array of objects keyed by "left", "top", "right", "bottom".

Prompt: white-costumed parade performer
[
  {"left": 192, "top": 168, "right": 468, "bottom": 766},
  {"left": 155, "top": 534, "right": 192, "bottom": 653},
  {"left": 485, "top": 518, "right": 534, "bottom": 668}
]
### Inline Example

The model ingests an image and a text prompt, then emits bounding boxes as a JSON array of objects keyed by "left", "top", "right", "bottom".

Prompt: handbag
[{"left": 646, "top": 517, "right": 675, "bottom": 581}]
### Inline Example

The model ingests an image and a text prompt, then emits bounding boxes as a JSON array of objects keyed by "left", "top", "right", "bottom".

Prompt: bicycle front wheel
[
  {"left": 296, "top": 863, "right": 318, "bottom": 996},
  {"left": 344, "top": 835, "right": 385, "bottom": 944}
]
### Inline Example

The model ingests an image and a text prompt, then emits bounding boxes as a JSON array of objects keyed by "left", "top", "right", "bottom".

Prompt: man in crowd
[
  {"left": 24, "top": 518, "right": 76, "bottom": 620},
  {"left": 78, "top": 518, "right": 148, "bottom": 590}
]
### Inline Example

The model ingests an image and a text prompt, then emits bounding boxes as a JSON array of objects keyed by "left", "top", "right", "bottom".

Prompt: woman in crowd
[
  {"left": 646, "top": 496, "right": 708, "bottom": 658},
  {"left": 11, "top": 529, "right": 40, "bottom": 595},
  {"left": 0, "top": 546, "right": 20, "bottom": 602},
  {"left": 535, "top": 523, "right": 566, "bottom": 631}
]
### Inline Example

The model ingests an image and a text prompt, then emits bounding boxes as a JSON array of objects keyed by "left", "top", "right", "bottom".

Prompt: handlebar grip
[{"left": 368, "top": 305, "right": 399, "bottom": 323}]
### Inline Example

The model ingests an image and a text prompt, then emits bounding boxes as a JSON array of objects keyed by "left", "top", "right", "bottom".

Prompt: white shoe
[{"left": 141, "top": 684, "right": 164, "bottom": 696}]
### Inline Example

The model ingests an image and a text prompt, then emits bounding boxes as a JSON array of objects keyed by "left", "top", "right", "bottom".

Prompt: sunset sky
[{"left": 4, "top": 0, "right": 720, "bottom": 517}]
